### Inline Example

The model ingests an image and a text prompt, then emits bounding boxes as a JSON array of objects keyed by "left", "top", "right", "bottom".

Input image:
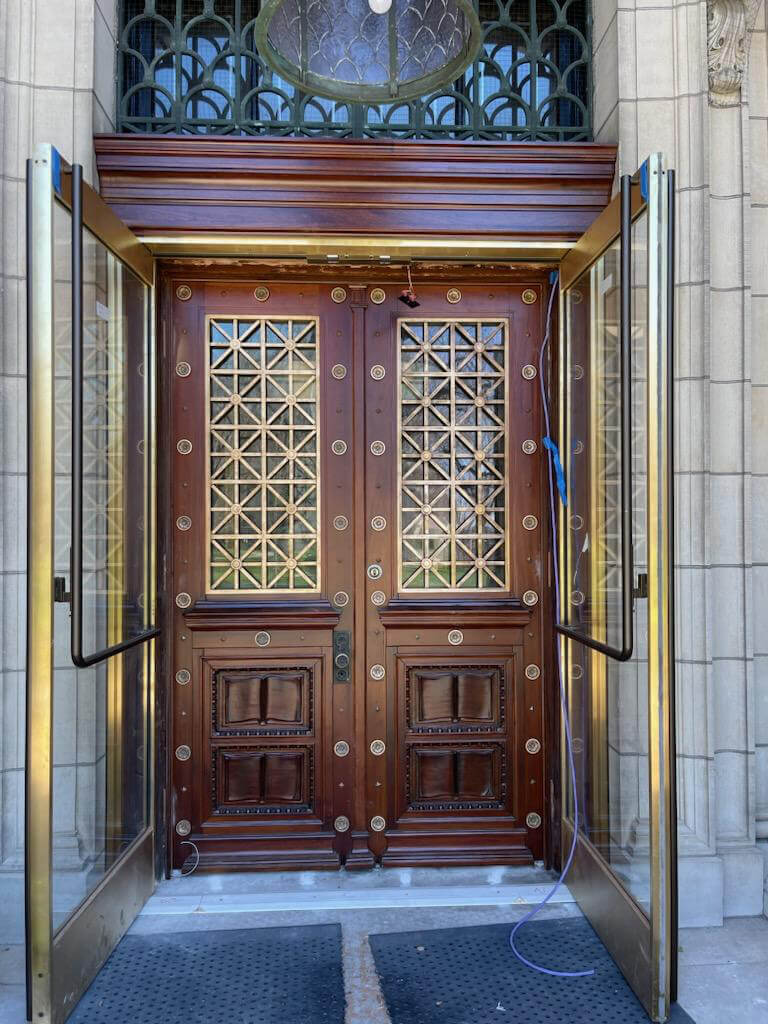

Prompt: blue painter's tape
[
  {"left": 542, "top": 436, "right": 567, "bottom": 507},
  {"left": 640, "top": 159, "right": 649, "bottom": 202},
  {"left": 51, "top": 148, "right": 62, "bottom": 196}
]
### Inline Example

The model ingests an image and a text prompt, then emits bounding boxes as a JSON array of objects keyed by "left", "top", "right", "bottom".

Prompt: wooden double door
[{"left": 166, "top": 270, "right": 550, "bottom": 871}]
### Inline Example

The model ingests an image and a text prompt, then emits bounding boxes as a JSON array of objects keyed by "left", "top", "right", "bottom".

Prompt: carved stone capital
[{"left": 707, "top": 0, "right": 761, "bottom": 107}]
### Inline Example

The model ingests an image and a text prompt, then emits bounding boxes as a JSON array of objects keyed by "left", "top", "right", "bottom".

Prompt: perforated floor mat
[
  {"left": 369, "top": 917, "right": 695, "bottom": 1023},
  {"left": 68, "top": 923, "right": 345, "bottom": 1024}
]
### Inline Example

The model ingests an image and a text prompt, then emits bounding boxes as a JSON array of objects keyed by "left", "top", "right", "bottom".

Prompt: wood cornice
[
  {"left": 93, "top": 134, "right": 617, "bottom": 242},
  {"left": 184, "top": 599, "right": 340, "bottom": 631},
  {"left": 379, "top": 598, "right": 532, "bottom": 628}
]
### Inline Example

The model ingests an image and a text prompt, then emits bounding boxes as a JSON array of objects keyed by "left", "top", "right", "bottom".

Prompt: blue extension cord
[{"left": 508, "top": 273, "right": 595, "bottom": 980}]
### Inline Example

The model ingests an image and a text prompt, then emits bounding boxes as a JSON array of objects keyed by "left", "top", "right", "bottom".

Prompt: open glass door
[
  {"left": 557, "top": 153, "right": 676, "bottom": 1021},
  {"left": 26, "top": 144, "right": 157, "bottom": 1023}
]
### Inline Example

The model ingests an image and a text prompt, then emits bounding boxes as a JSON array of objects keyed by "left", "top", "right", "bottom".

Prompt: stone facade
[
  {"left": 0, "top": 0, "right": 766, "bottom": 946},
  {"left": 749, "top": 0, "right": 768, "bottom": 911}
]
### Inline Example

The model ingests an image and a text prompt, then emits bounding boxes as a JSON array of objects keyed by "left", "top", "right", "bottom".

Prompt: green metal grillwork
[{"left": 118, "top": 0, "right": 591, "bottom": 140}]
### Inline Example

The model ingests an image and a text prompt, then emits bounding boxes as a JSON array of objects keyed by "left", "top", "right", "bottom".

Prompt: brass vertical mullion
[
  {"left": 561, "top": 288, "right": 573, "bottom": 831},
  {"left": 143, "top": 271, "right": 156, "bottom": 839},
  {"left": 26, "top": 144, "right": 57, "bottom": 1024},
  {"left": 646, "top": 154, "right": 674, "bottom": 1021},
  {"left": 106, "top": 253, "right": 125, "bottom": 867}
]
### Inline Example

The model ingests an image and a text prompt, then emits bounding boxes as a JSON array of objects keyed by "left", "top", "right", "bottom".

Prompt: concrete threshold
[{"left": 142, "top": 865, "right": 574, "bottom": 916}]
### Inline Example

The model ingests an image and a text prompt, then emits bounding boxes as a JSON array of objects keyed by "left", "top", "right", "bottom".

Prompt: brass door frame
[
  {"left": 140, "top": 234, "right": 572, "bottom": 262},
  {"left": 27, "top": 136, "right": 674, "bottom": 1020},
  {"left": 26, "top": 143, "right": 156, "bottom": 1024},
  {"left": 557, "top": 154, "right": 676, "bottom": 1021}
]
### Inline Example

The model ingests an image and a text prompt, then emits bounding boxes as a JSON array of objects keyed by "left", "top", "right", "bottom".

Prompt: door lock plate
[{"left": 333, "top": 630, "right": 351, "bottom": 682}]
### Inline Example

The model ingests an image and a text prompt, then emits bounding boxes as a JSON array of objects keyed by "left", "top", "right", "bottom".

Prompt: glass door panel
[
  {"left": 27, "top": 145, "right": 156, "bottom": 1024},
  {"left": 75, "top": 228, "right": 152, "bottom": 658},
  {"left": 558, "top": 154, "right": 676, "bottom": 1021},
  {"left": 562, "top": 236, "right": 627, "bottom": 657},
  {"left": 52, "top": 209, "right": 154, "bottom": 925}
]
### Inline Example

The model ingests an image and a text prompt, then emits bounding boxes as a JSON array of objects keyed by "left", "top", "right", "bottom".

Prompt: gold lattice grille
[
  {"left": 207, "top": 316, "right": 320, "bottom": 593},
  {"left": 398, "top": 318, "right": 509, "bottom": 592}
]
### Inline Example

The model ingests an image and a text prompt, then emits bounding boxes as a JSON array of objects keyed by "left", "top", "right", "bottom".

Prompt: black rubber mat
[
  {"left": 369, "top": 917, "right": 695, "bottom": 1024},
  {"left": 69, "top": 923, "right": 345, "bottom": 1024}
]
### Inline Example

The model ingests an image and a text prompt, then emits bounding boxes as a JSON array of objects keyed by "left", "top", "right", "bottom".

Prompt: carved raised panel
[
  {"left": 407, "top": 665, "right": 504, "bottom": 733},
  {"left": 213, "top": 667, "right": 313, "bottom": 735},
  {"left": 213, "top": 746, "right": 312, "bottom": 814},
  {"left": 408, "top": 745, "right": 504, "bottom": 810}
]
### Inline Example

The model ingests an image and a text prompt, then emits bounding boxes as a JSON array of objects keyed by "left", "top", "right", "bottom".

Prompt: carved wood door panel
[
  {"left": 167, "top": 275, "right": 548, "bottom": 871},
  {"left": 363, "top": 285, "right": 548, "bottom": 867}
]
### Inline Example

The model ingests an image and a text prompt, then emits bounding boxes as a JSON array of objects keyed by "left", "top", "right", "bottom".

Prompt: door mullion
[{"left": 350, "top": 287, "right": 372, "bottom": 853}]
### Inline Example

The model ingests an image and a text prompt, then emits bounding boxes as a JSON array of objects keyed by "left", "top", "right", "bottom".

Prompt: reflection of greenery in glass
[{"left": 118, "top": 0, "right": 590, "bottom": 139}]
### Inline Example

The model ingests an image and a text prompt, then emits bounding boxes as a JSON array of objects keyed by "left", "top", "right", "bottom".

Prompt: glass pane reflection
[
  {"left": 566, "top": 210, "right": 651, "bottom": 914},
  {"left": 52, "top": 204, "right": 151, "bottom": 927},
  {"left": 562, "top": 237, "right": 625, "bottom": 655}
]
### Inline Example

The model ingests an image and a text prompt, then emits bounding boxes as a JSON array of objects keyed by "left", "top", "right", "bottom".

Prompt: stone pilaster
[{"left": 747, "top": 0, "right": 768, "bottom": 914}]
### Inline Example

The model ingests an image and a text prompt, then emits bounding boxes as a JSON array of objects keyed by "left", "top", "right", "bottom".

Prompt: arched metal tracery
[{"left": 118, "top": 0, "right": 591, "bottom": 139}]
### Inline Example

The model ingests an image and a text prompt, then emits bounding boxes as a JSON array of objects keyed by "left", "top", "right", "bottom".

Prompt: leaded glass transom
[
  {"left": 118, "top": 0, "right": 590, "bottom": 139},
  {"left": 398, "top": 318, "right": 508, "bottom": 591},
  {"left": 207, "top": 316, "right": 320, "bottom": 592}
]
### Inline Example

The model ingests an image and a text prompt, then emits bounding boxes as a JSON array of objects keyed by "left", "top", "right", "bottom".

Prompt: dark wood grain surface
[
  {"left": 164, "top": 269, "right": 553, "bottom": 871},
  {"left": 95, "top": 135, "right": 616, "bottom": 241}
]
